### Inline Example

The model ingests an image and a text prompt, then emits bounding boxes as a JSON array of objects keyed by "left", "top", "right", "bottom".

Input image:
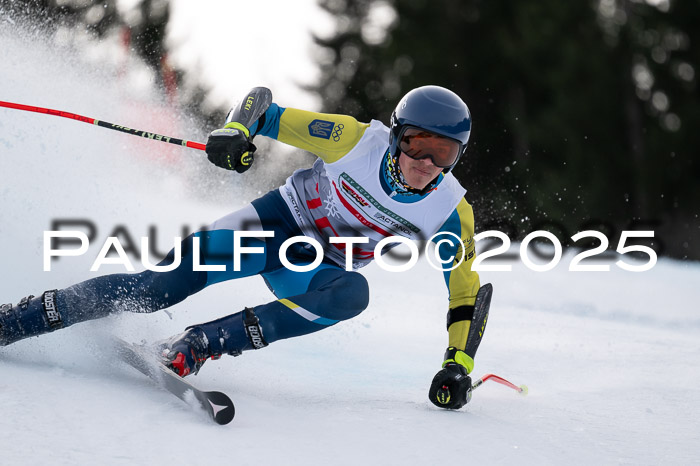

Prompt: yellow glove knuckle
[{"left": 224, "top": 121, "right": 250, "bottom": 137}]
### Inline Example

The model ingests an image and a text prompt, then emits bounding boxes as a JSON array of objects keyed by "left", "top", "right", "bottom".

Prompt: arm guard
[
  {"left": 444, "top": 284, "right": 493, "bottom": 374},
  {"left": 225, "top": 87, "right": 273, "bottom": 130}
]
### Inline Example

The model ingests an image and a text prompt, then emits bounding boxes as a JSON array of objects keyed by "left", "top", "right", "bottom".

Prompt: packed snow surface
[{"left": 1, "top": 20, "right": 699, "bottom": 466}]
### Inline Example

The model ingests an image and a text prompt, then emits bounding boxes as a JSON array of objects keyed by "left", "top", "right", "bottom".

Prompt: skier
[{"left": 0, "top": 85, "right": 487, "bottom": 410}]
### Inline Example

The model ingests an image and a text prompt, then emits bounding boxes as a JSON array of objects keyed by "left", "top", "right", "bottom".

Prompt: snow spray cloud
[{"left": 0, "top": 18, "right": 311, "bottom": 295}]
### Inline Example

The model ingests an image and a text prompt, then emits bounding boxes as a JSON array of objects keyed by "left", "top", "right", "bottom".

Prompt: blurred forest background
[{"left": 1, "top": 0, "right": 698, "bottom": 260}]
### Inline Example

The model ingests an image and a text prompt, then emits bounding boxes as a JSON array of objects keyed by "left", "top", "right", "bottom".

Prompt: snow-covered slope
[{"left": 1, "top": 21, "right": 699, "bottom": 466}]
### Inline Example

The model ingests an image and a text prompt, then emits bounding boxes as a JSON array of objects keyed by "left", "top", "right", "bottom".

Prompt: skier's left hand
[
  {"left": 205, "top": 122, "right": 256, "bottom": 173},
  {"left": 429, "top": 361, "right": 472, "bottom": 409}
]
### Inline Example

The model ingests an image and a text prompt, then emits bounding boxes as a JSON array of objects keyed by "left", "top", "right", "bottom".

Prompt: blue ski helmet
[{"left": 389, "top": 85, "right": 471, "bottom": 174}]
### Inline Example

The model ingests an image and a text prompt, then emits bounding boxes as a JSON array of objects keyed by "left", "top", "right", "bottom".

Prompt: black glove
[
  {"left": 205, "top": 122, "right": 256, "bottom": 173},
  {"left": 429, "top": 362, "right": 472, "bottom": 409}
]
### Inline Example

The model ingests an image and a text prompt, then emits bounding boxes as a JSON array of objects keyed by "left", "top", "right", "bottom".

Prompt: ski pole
[
  {"left": 472, "top": 373, "right": 528, "bottom": 395},
  {"left": 0, "top": 100, "right": 206, "bottom": 151},
  {"left": 435, "top": 373, "right": 527, "bottom": 405}
]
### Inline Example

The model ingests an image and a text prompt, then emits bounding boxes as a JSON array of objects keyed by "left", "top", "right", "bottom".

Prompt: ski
[{"left": 112, "top": 337, "right": 235, "bottom": 425}]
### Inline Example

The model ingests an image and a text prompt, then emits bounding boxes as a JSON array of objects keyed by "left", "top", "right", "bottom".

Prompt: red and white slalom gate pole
[
  {"left": 0, "top": 100, "right": 206, "bottom": 151},
  {"left": 472, "top": 373, "right": 528, "bottom": 396}
]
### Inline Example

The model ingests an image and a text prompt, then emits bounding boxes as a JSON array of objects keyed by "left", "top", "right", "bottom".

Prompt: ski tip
[
  {"left": 205, "top": 391, "right": 235, "bottom": 425},
  {"left": 518, "top": 384, "right": 529, "bottom": 396}
]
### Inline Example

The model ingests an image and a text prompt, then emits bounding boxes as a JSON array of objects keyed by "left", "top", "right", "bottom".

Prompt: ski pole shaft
[
  {"left": 0, "top": 100, "right": 206, "bottom": 151},
  {"left": 472, "top": 373, "right": 528, "bottom": 396}
]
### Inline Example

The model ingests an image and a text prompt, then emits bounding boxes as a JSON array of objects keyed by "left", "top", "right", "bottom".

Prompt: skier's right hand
[{"left": 205, "top": 122, "right": 256, "bottom": 173}]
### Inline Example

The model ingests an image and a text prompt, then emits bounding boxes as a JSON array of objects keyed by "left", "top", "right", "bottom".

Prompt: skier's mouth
[{"left": 413, "top": 166, "right": 433, "bottom": 176}]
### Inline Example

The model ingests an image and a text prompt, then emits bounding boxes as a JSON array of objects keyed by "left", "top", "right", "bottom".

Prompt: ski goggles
[{"left": 398, "top": 127, "right": 462, "bottom": 168}]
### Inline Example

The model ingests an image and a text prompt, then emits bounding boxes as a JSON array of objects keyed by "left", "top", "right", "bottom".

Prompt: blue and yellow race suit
[{"left": 35, "top": 103, "right": 481, "bottom": 370}]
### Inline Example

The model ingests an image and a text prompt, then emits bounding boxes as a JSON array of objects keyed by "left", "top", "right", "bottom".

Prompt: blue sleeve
[
  {"left": 431, "top": 199, "right": 479, "bottom": 310},
  {"left": 249, "top": 103, "right": 286, "bottom": 139},
  {"left": 433, "top": 208, "right": 462, "bottom": 290}
]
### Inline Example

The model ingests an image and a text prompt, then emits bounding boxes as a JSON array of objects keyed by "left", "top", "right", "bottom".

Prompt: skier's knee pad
[
  {"left": 312, "top": 270, "right": 369, "bottom": 321},
  {"left": 336, "top": 271, "right": 369, "bottom": 316}
]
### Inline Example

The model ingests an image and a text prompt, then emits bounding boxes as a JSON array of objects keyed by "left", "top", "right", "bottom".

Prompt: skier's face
[{"left": 398, "top": 152, "right": 442, "bottom": 190}]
